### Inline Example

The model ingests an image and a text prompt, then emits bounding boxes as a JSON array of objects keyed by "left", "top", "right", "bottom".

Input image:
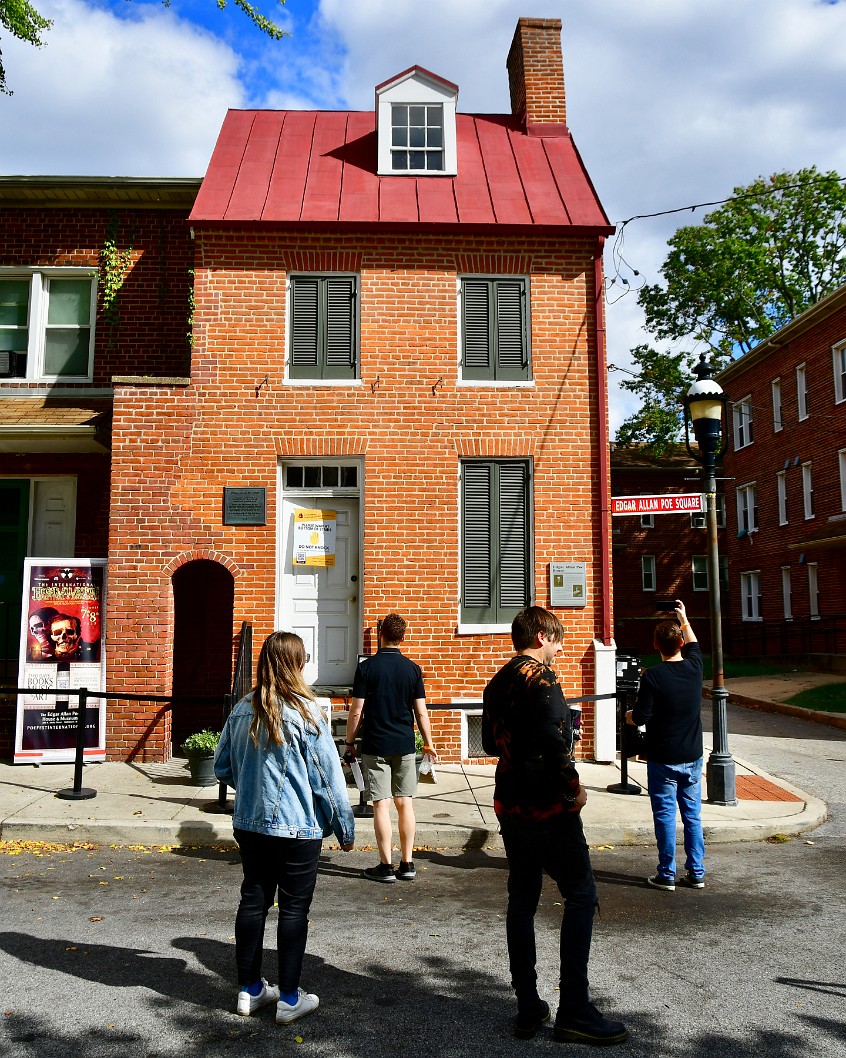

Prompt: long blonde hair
[{"left": 250, "top": 632, "right": 319, "bottom": 746}]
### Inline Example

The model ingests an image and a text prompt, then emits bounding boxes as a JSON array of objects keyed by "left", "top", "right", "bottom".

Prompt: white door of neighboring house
[
  {"left": 30, "top": 478, "right": 77, "bottom": 556},
  {"left": 279, "top": 494, "right": 361, "bottom": 690}
]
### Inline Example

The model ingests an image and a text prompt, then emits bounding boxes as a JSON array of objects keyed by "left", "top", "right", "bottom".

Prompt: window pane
[
  {"left": 47, "top": 279, "right": 91, "bottom": 326},
  {"left": 409, "top": 151, "right": 426, "bottom": 169},
  {"left": 427, "top": 126, "right": 443, "bottom": 148},
  {"left": 303, "top": 466, "right": 320, "bottom": 488},
  {"left": 286, "top": 466, "right": 304, "bottom": 488},
  {"left": 322, "top": 466, "right": 339, "bottom": 487},
  {"left": 43, "top": 328, "right": 89, "bottom": 376},
  {"left": 0, "top": 329, "right": 28, "bottom": 353},
  {"left": 340, "top": 466, "right": 357, "bottom": 487},
  {"left": 392, "top": 127, "right": 407, "bottom": 147},
  {"left": 426, "top": 151, "right": 444, "bottom": 170},
  {"left": 0, "top": 280, "right": 29, "bottom": 326},
  {"left": 410, "top": 126, "right": 425, "bottom": 148},
  {"left": 391, "top": 105, "right": 408, "bottom": 125},
  {"left": 409, "top": 106, "right": 426, "bottom": 125},
  {"left": 426, "top": 105, "right": 443, "bottom": 127},
  {"left": 392, "top": 152, "right": 408, "bottom": 170}
]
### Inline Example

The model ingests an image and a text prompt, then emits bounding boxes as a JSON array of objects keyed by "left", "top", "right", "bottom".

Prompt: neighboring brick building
[
  {"left": 0, "top": 178, "right": 198, "bottom": 758},
  {"left": 3, "top": 18, "right": 619, "bottom": 764},
  {"left": 610, "top": 445, "right": 727, "bottom": 656},
  {"left": 719, "top": 282, "right": 846, "bottom": 664}
]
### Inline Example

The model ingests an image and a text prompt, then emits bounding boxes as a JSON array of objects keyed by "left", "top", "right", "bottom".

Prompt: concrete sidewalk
[{"left": 0, "top": 743, "right": 826, "bottom": 850}]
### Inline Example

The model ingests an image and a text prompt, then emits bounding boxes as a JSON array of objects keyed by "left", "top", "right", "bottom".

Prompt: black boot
[
  {"left": 553, "top": 1003, "right": 627, "bottom": 1046},
  {"left": 514, "top": 999, "right": 550, "bottom": 1040}
]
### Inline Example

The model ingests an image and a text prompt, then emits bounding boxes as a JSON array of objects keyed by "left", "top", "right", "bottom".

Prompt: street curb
[{"left": 705, "top": 688, "right": 846, "bottom": 731}]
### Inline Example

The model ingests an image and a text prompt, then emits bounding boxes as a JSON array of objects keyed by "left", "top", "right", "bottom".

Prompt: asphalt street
[{"left": 1, "top": 702, "right": 844, "bottom": 1058}]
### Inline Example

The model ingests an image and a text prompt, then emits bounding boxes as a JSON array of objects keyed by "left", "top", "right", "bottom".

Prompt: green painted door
[{"left": 0, "top": 480, "right": 30, "bottom": 671}]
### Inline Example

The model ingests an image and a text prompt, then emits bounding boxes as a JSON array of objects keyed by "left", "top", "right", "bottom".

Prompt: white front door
[
  {"left": 30, "top": 478, "right": 77, "bottom": 556},
  {"left": 279, "top": 495, "right": 361, "bottom": 689}
]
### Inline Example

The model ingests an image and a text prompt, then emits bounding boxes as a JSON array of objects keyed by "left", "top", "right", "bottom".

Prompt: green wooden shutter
[
  {"left": 462, "top": 280, "right": 493, "bottom": 380},
  {"left": 494, "top": 280, "right": 528, "bottom": 380},
  {"left": 290, "top": 278, "right": 320, "bottom": 378},
  {"left": 323, "top": 277, "right": 356, "bottom": 379},
  {"left": 461, "top": 461, "right": 530, "bottom": 623}
]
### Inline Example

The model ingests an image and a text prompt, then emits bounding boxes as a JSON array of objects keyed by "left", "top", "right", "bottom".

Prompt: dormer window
[
  {"left": 376, "top": 66, "right": 458, "bottom": 176},
  {"left": 391, "top": 104, "right": 444, "bottom": 171}
]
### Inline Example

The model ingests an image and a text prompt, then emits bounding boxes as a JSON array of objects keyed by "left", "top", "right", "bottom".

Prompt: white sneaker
[
  {"left": 276, "top": 988, "right": 320, "bottom": 1024},
  {"left": 236, "top": 979, "right": 280, "bottom": 1016}
]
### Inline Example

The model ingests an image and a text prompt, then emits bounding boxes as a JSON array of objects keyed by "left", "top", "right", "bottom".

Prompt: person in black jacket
[
  {"left": 627, "top": 599, "right": 706, "bottom": 892},
  {"left": 483, "top": 607, "right": 627, "bottom": 1046}
]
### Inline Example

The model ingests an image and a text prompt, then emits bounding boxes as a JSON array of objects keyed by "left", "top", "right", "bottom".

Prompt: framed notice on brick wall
[{"left": 223, "top": 487, "right": 267, "bottom": 526}]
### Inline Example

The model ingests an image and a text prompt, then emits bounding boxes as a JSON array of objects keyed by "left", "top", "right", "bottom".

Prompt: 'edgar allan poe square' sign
[{"left": 611, "top": 494, "right": 705, "bottom": 516}]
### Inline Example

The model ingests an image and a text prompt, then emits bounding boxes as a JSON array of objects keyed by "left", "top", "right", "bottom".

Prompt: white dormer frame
[{"left": 376, "top": 66, "right": 458, "bottom": 177}]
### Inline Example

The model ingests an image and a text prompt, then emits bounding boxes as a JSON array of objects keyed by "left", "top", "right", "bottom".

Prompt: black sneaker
[
  {"left": 553, "top": 1004, "right": 627, "bottom": 1046},
  {"left": 513, "top": 1000, "right": 550, "bottom": 1040},
  {"left": 646, "top": 873, "right": 675, "bottom": 891},
  {"left": 678, "top": 872, "right": 705, "bottom": 889},
  {"left": 363, "top": 862, "right": 396, "bottom": 883},
  {"left": 395, "top": 860, "right": 416, "bottom": 880}
]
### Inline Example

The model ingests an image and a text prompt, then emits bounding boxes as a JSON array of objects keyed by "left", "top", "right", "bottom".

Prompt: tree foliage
[
  {"left": 0, "top": 0, "right": 288, "bottom": 95},
  {"left": 617, "top": 167, "right": 846, "bottom": 451}
]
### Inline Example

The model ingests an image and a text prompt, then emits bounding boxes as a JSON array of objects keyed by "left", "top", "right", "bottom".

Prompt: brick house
[
  {"left": 3, "top": 17, "right": 619, "bottom": 763},
  {"left": 0, "top": 177, "right": 198, "bottom": 757},
  {"left": 719, "top": 282, "right": 846, "bottom": 664},
  {"left": 610, "top": 445, "right": 727, "bottom": 656}
]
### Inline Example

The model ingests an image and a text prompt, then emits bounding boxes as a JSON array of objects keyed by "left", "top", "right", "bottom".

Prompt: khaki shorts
[{"left": 362, "top": 753, "right": 418, "bottom": 801}]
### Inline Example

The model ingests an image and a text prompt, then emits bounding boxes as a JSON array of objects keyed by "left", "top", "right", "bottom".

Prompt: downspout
[{"left": 594, "top": 239, "right": 612, "bottom": 645}]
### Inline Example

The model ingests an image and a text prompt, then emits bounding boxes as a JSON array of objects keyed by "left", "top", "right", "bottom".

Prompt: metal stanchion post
[
  {"left": 57, "top": 688, "right": 97, "bottom": 801},
  {"left": 607, "top": 654, "right": 643, "bottom": 795}
]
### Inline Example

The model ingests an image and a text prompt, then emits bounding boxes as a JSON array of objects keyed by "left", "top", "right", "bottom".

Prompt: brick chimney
[{"left": 506, "top": 17, "right": 567, "bottom": 134}]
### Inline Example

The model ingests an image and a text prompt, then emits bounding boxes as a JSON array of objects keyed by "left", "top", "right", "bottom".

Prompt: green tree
[
  {"left": 1, "top": 0, "right": 288, "bottom": 95},
  {"left": 617, "top": 167, "right": 846, "bottom": 450}
]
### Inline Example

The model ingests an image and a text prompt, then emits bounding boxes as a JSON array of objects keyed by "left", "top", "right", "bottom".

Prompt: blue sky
[{"left": 2, "top": 0, "right": 846, "bottom": 430}]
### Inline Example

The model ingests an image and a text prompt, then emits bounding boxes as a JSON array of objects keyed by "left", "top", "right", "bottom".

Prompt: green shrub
[{"left": 181, "top": 729, "right": 221, "bottom": 755}]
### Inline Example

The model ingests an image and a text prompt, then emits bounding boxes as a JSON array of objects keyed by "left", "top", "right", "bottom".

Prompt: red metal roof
[{"left": 190, "top": 110, "right": 611, "bottom": 231}]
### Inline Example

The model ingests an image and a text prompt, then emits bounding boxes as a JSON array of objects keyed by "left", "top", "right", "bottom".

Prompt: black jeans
[
  {"left": 499, "top": 811, "right": 597, "bottom": 1015},
  {"left": 234, "top": 829, "right": 322, "bottom": 991}
]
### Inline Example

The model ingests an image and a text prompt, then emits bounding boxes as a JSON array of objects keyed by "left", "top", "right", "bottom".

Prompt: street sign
[{"left": 611, "top": 494, "right": 705, "bottom": 516}]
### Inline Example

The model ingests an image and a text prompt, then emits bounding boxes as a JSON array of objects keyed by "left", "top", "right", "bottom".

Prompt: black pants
[
  {"left": 234, "top": 829, "right": 322, "bottom": 990},
  {"left": 499, "top": 812, "right": 597, "bottom": 1015}
]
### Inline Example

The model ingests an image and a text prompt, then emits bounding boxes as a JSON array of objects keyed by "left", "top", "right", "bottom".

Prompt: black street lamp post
[{"left": 683, "top": 354, "right": 737, "bottom": 806}]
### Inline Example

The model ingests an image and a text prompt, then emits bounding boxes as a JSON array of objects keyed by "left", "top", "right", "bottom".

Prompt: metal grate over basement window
[{"left": 465, "top": 713, "right": 486, "bottom": 758}]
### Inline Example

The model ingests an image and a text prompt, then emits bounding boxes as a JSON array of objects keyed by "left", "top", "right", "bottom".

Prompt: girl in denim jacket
[{"left": 215, "top": 632, "right": 355, "bottom": 1024}]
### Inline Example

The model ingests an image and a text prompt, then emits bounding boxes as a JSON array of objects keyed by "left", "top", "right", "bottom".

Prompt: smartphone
[{"left": 655, "top": 598, "right": 678, "bottom": 613}]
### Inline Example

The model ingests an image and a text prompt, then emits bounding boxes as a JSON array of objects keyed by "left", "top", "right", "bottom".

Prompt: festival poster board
[{"left": 14, "top": 559, "right": 107, "bottom": 764}]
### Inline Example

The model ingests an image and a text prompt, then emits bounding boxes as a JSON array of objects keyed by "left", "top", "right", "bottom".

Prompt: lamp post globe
[{"left": 684, "top": 355, "right": 737, "bottom": 806}]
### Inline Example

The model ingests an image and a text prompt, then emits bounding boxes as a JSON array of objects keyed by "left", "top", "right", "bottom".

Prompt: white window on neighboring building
[
  {"left": 692, "top": 555, "right": 708, "bottom": 592},
  {"left": 781, "top": 566, "right": 793, "bottom": 621},
  {"left": 802, "top": 462, "right": 814, "bottom": 519},
  {"left": 736, "top": 483, "right": 758, "bottom": 534},
  {"left": 375, "top": 67, "right": 458, "bottom": 176},
  {"left": 642, "top": 555, "right": 656, "bottom": 592},
  {"left": 772, "top": 377, "right": 783, "bottom": 432},
  {"left": 691, "top": 493, "right": 726, "bottom": 529},
  {"left": 732, "top": 396, "right": 754, "bottom": 449},
  {"left": 741, "top": 571, "right": 762, "bottom": 621},
  {"left": 808, "top": 562, "right": 819, "bottom": 619},
  {"left": 840, "top": 448, "right": 846, "bottom": 512},
  {"left": 796, "top": 363, "right": 808, "bottom": 420},
  {"left": 640, "top": 513, "right": 654, "bottom": 528},
  {"left": 834, "top": 341, "right": 846, "bottom": 404},
  {"left": 777, "top": 470, "right": 788, "bottom": 526},
  {"left": 0, "top": 268, "right": 97, "bottom": 382}
]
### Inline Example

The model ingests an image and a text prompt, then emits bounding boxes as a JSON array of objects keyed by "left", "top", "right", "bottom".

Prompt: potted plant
[{"left": 181, "top": 729, "right": 221, "bottom": 787}]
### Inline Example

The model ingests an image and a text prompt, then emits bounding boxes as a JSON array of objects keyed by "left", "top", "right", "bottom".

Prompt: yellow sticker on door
[{"left": 293, "top": 508, "right": 337, "bottom": 567}]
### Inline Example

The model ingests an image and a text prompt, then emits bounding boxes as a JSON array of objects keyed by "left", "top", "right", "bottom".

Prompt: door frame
[{"left": 275, "top": 458, "right": 365, "bottom": 675}]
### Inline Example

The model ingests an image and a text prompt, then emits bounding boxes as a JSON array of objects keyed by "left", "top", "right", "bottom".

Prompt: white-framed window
[
  {"left": 287, "top": 274, "right": 359, "bottom": 382},
  {"left": 376, "top": 68, "right": 458, "bottom": 176},
  {"left": 808, "top": 562, "right": 819, "bottom": 619},
  {"left": 692, "top": 555, "right": 728, "bottom": 593},
  {"left": 777, "top": 470, "right": 788, "bottom": 526},
  {"left": 781, "top": 566, "right": 793, "bottom": 621},
  {"left": 736, "top": 483, "right": 758, "bottom": 535},
  {"left": 640, "top": 513, "right": 654, "bottom": 528},
  {"left": 840, "top": 448, "right": 846, "bottom": 512},
  {"left": 796, "top": 363, "right": 808, "bottom": 420},
  {"left": 802, "top": 462, "right": 814, "bottom": 519},
  {"left": 732, "top": 395, "right": 754, "bottom": 449},
  {"left": 459, "top": 276, "right": 530, "bottom": 382},
  {"left": 690, "top": 493, "right": 726, "bottom": 529},
  {"left": 771, "top": 378, "right": 783, "bottom": 432},
  {"left": 641, "top": 555, "right": 656, "bottom": 592},
  {"left": 833, "top": 341, "right": 846, "bottom": 404},
  {"left": 741, "top": 571, "right": 762, "bottom": 621},
  {"left": 0, "top": 268, "right": 97, "bottom": 382}
]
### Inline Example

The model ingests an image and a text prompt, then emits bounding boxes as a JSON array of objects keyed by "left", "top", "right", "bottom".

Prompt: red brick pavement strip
[{"left": 735, "top": 775, "right": 803, "bottom": 803}]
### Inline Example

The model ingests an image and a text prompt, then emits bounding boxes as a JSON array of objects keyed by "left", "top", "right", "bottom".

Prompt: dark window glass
[{"left": 286, "top": 466, "right": 304, "bottom": 488}]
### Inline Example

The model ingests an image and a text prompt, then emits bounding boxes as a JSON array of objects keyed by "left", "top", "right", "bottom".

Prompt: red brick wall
[
  {"left": 0, "top": 207, "right": 193, "bottom": 382},
  {"left": 106, "top": 228, "right": 609, "bottom": 762}
]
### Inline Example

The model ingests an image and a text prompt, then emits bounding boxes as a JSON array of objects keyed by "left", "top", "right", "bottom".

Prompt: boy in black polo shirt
[{"left": 345, "top": 614, "right": 438, "bottom": 882}]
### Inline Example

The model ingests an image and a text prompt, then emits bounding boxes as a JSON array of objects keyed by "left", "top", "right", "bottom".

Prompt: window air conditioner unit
[{"left": 0, "top": 351, "right": 21, "bottom": 378}]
